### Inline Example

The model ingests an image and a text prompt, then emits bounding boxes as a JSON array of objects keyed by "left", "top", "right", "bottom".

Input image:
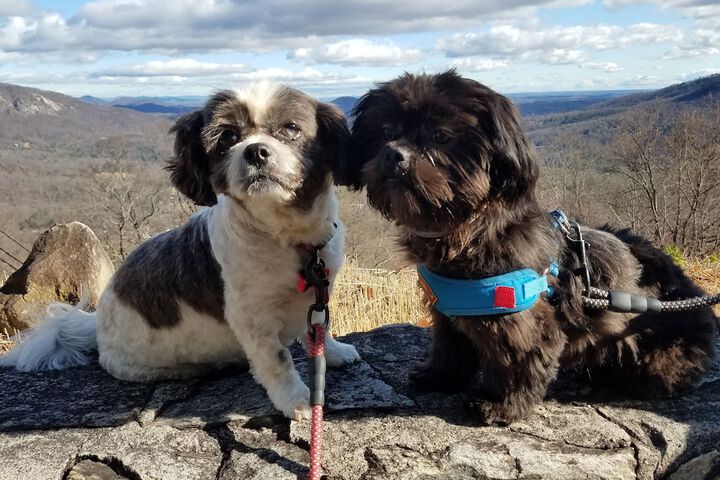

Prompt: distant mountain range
[
  {"left": 79, "top": 95, "right": 203, "bottom": 117},
  {"left": 524, "top": 74, "right": 720, "bottom": 143},
  {"left": 0, "top": 82, "right": 171, "bottom": 159},
  {"left": 75, "top": 87, "right": 659, "bottom": 120},
  {"left": 3, "top": 74, "right": 718, "bottom": 155}
]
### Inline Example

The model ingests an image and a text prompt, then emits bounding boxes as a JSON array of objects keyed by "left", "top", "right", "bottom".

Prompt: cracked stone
[
  {"left": 440, "top": 442, "right": 518, "bottom": 479},
  {"left": 291, "top": 409, "right": 637, "bottom": 480},
  {"left": 65, "top": 460, "right": 129, "bottom": 480},
  {"left": 0, "top": 428, "right": 92, "bottom": 480},
  {"left": 509, "top": 402, "right": 632, "bottom": 450},
  {"left": 0, "top": 362, "right": 154, "bottom": 431},
  {"left": 668, "top": 450, "right": 720, "bottom": 479},
  {"left": 136, "top": 381, "right": 200, "bottom": 427},
  {"left": 214, "top": 422, "right": 309, "bottom": 480},
  {"left": 77, "top": 423, "right": 222, "bottom": 480}
]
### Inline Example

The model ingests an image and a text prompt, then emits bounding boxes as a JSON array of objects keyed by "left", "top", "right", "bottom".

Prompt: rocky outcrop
[
  {"left": 0, "top": 222, "right": 114, "bottom": 331},
  {"left": 1, "top": 324, "right": 719, "bottom": 480}
]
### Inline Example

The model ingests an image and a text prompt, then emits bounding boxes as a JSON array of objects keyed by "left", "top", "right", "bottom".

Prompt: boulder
[
  {"left": 0, "top": 222, "right": 114, "bottom": 332},
  {"left": 0, "top": 324, "right": 719, "bottom": 480}
]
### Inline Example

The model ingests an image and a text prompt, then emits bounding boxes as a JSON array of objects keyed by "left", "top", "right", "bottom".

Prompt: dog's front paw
[
  {"left": 271, "top": 380, "right": 311, "bottom": 420},
  {"left": 277, "top": 393, "right": 311, "bottom": 421},
  {"left": 467, "top": 398, "right": 528, "bottom": 426},
  {"left": 289, "top": 400, "right": 312, "bottom": 421},
  {"left": 325, "top": 340, "right": 361, "bottom": 367}
]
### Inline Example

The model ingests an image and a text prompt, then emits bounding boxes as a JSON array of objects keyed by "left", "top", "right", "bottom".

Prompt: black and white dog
[{"left": 0, "top": 82, "right": 360, "bottom": 420}]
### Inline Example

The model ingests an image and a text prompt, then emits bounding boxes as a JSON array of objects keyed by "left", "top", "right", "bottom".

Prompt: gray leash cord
[{"left": 582, "top": 288, "right": 720, "bottom": 314}]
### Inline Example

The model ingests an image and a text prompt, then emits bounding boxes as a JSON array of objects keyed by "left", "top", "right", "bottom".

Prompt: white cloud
[
  {"left": 677, "top": 68, "right": 720, "bottom": 81},
  {"left": 87, "top": 65, "right": 370, "bottom": 90},
  {"left": 449, "top": 57, "right": 510, "bottom": 71},
  {"left": 604, "top": 0, "right": 720, "bottom": 18},
  {"left": 0, "top": 0, "right": 606, "bottom": 55},
  {"left": 73, "top": 0, "right": 568, "bottom": 35},
  {"left": 619, "top": 74, "right": 662, "bottom": 86},
  {"left": 544, "top": 48, "right": 585, "bottom": 64},
  {"left": 662, "top": 28, "right": 720, "bottom": 59},
  {"left": 94, "top": 59, "right": 251, "bottom": 77},
  {"left": 229, "top": 67, "right": 368, "bottom": 86},
  {"left": 438, "top": 23, "right": 683, "bottom": 60},
  {"left": 581, "top": 61, "right": 623, "bottom": 72},
  {"left": 0, "top": 0, "right": 33, "bottom": 17},
  {"left": 288, "top": 39, "right": 422, "bottom": 66}
]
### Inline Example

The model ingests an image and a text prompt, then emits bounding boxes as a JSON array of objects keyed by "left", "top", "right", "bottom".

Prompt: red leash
[
  {"left": 298, "top": 246, "right": 330, "bottom": 480},
  {"left": 306, "top": 323, "right": 326, "bottom": 480}
]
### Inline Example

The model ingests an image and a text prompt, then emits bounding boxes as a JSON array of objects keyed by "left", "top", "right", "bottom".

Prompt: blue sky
[{"left": 0, "top": 0, "right": 718, "bottom": 98}]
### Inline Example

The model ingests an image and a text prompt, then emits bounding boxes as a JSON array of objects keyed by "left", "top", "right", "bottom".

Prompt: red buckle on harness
[
  {"left": 494, "top": 286, "right": 516, "bottom": 309},
  {"left": 297, "top": 269, "right": 330, "bottom": 297}
]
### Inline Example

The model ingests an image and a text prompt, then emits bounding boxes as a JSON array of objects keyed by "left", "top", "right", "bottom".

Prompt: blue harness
[{"left": 417, "top": 211, "right": 565, "bottom": 318}]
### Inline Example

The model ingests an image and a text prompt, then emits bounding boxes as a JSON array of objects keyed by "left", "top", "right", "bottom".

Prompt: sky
[{"left": 0, "top": 0, "right": 718, "bottom": 99}]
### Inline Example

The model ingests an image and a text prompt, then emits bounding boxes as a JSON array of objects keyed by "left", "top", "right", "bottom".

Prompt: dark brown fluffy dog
[{"left": 347, "top": 70, "right": 718, "bottom": 425}]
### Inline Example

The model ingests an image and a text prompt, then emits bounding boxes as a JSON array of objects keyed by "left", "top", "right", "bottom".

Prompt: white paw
[
  {"left": 325, "top": 341, "right": 361, "bottom": 368},
  {"left": 272, "top": 382, "right": 311, "bottom": 420},
  {"left": 291, "top": 401, "right": 312, "bottom": 421}
]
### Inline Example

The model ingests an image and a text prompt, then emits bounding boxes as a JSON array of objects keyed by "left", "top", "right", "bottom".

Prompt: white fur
[
  {"left": 236, "top": 81, "right": 282, "bottom": 125},
  {"left": 0, "top": 301, "right": 97, "bottom": 371}
]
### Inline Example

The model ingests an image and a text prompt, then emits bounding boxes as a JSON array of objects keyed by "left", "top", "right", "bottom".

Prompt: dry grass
[
  {"left": 683, "top": 259, "right": 720, "bottom": 315},
  {"left": 0, "top": 329, "right": 16, "bottom": 353},
  {"left": 330, "top": 264, "right": 427, "bottom": 336},
  {"left": 0, "top": 270, "right": 12, "bottom": 353}
]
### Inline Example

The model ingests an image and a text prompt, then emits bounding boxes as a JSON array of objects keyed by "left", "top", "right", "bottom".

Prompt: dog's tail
[{"left": 0, "top": 297, "right": 98, "bottom": 371}]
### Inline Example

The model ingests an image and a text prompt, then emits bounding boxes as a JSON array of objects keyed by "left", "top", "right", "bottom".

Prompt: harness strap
[{"left": 418, "top": 264, "right": 556, "bottom": 318}]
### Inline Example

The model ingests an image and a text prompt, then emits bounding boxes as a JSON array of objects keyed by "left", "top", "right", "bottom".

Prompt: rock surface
[
  {"left": 0, "top": 222, "right": 114, "bottom": 331},
  {"left": 1, "top": 324, "right": 719, "bottom": 480}
]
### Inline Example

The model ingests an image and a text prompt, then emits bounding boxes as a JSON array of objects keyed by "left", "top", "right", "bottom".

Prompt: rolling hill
[
  {"left": 0, "top": 83, "right": 172, "bottom": 158},
  {"left": 525, "top": 74, "right": 720, "bottom": 143}
]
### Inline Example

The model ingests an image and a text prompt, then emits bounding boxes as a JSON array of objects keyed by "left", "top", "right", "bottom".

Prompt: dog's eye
[
  {"left": 218, "top": 130, "right": 239, "bottom": 151},
  {"left": 281, "top": 122, "right": 302, "bottom": 140},
  {"left": 382, "top": 126, "right": 394, "bottom": 141},
  {"left": 432, "top": 129, "right": 451, "bottom": 144}
]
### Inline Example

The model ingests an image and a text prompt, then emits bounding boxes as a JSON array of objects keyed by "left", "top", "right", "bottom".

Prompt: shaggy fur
[
  {"left": 0, "top": 83, "right": 361, "bottom": 420},
  {"left": 347, "top": 70, "right": 718, "bottom": 424}
]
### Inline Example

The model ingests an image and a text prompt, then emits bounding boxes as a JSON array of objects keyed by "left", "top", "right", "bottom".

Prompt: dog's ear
[
  {"left": 167, "top": 110, "right": 218, "bottom": 206},
  {"left": 316, "top": 102, "right": 351, "bottom": 186},
  {"left": 344, "top": 88, "right": 389, "bottom": 190},
  {"left": 485, "top": 94, "right": 538, "bottom": 203},
  {"left": 447, "top": 73, "right": 538, "bottom": 203}
]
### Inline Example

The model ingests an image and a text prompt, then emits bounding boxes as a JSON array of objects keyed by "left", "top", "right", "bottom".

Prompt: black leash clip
[
  {"left": 567, "top": 222, "right": 592, "bottom": 294},
  {"left": 551, "top": 210, "right": 592, "bottom": 294},
  {"left": 302, "top": 251, "right": 330, "bottom": 305},
  {"left": 303, "top": 248, "right": 330, "bottom": 339}
]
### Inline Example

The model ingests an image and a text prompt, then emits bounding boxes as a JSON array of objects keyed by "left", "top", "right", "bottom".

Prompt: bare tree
[
  {"left": 538, "top": 129, "right": 607, "bottom": 225},
  {"left": 87, "top": 141, "right": 168, "bottom": 263},
  {"left": 609, "top": 100, "right": 720, "bottom": 256}
]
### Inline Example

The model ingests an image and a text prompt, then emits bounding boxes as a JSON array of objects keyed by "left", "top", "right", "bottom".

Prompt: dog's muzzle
[{"left": 244, "top": 142, "right": 276, "bottom": 167}]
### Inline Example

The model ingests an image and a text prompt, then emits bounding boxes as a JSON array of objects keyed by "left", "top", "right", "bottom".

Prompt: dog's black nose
[
  {"left": 384, "top": 148, "right": 410, "bottom": 173},
  {"left": 384, "top": 148, "right": 403, "bottom": 164},
  {"left": 244, "top": 143, "right": 273, "bottom": 166}
]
